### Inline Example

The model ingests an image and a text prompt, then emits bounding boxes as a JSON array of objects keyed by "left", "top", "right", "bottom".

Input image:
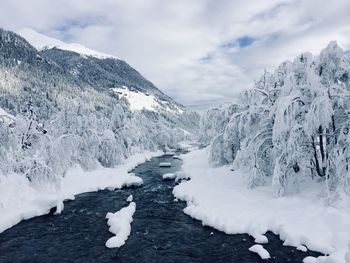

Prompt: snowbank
[
  {"left": 162, "top": 173, "right": 177, "bottom": 180},
  {"left": 173, "top": 148, "right": 350, "bottom": 263},
  {"left": 249, "top": 244, "right": 270, "bottom": 259},
  {"left": 105, "top": 202, "right": 136, "bottom": 248},
  {"left": 0, "top": 174, "right": 59, "bottom": 233},
  {"left": 0, "top": 151, "right": 161, "bottom": 233}
]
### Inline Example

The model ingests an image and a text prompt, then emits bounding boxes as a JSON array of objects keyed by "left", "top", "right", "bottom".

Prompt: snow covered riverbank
[
  {"left": 173, "top": 147, "right": 350, "bottom": 263},
  {"left": 0, "top": 150, "right": 162, "bottom": 233}
]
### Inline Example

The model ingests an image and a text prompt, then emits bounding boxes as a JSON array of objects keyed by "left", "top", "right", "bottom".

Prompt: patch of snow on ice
[
  {"left": 249, "top": 244, "right": 270, "bottom": 259},
  {"left": 162, "top": 173, "right": 176, "bottom": 180},
  {"left": 17, "top": 28, "right": 116, "bottom": 59},
  {"left": 105, "top": 202, "right": 136, "bottom": 248}
]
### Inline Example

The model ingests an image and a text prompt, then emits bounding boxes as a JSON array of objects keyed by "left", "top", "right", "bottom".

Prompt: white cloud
[{"left": 0, "top": 0, "right": 349, "bottom": 110}]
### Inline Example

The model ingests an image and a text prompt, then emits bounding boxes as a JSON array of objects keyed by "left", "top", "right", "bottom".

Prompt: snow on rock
[
  {"left": 126, "top": 195, "right": 133, "bottom": 202},
  {"left": 249, "top": 244, "right": 270, "bottom": 259},
  {"left": 254, "top": 234, "right": 268, "bottom": 244},
  {"left": 173, "top": 148, "right": 350, "bottom": 263},
  {"left": 0, "top": 150, "right": 162, "bottom": 233},
  {"left": 174, "top": 171, "right": 189, "bottom": 182},
  {"left": 105, "top": 202, "right": 136, "bottom": 248},
  {"left": 297, "top": 245, "right": 308, "bottom": 252},
  {"left": 162, "top": 173, "right": 177, "bottom": 180},
  {"left": 159, "top": 162, "right": 172, "bottom": 167},
  {"left": 17, "top": 28, "right": 116, "bottom": 59}
]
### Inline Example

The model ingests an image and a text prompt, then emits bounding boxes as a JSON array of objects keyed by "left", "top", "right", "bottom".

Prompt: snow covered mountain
[
  {"left": 16, "top": 28, "right": 184, "bottom": 114},
  {"left": 17, "top": 28, "right": 116, "bottom": 59},
  {"left": 0, "top": 27, "right": 199, "bottom": 187}
]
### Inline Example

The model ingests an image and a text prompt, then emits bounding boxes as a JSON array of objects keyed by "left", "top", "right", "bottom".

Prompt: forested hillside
[{"left": 0, "top": 27, "right": 199, "bottom": 188}]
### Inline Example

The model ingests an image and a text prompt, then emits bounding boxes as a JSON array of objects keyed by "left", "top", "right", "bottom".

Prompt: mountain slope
[
  {"left": 0, "top": 27, "right": 199, "bottom": 186},
  {"left": 17, "top": 28, "right": 184, "bottom": 114}
]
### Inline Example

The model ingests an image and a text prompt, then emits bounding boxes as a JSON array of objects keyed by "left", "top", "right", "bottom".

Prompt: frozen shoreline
[
  {"left": 0, "top": 150, "right": 162, "bottom": 233},
  {"left": 173, "top": 147, "right": 350, "bottom": 263}
]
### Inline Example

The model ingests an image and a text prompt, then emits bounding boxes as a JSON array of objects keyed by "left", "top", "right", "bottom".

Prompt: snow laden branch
[
  {"left": 0, "top": 85, "right": 198, "bottom": 190},
  {"left": 201, "top": 41, "right": 350, "bottom": 198}
]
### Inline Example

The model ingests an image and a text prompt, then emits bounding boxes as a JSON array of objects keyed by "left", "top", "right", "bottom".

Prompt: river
[{"left": 0, "top": 153, "right": 322, "bottom": 262}]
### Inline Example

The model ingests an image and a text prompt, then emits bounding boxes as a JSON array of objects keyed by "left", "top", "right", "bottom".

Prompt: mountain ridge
[
  {"left": 17, "top": 27, "right": 117, "bottom": 59},
  {"left": 1, "top": 27, "right": 185, "bottom": 114}
]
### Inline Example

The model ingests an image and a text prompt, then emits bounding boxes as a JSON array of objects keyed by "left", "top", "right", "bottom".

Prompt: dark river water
[{"left": 0, "top": 154, "right": 322, "bottom": 263}]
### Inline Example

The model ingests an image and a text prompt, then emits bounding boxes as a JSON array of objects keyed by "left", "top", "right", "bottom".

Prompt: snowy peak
[{"left": 16, "top": 28, "right": 116, "bottom": 59}]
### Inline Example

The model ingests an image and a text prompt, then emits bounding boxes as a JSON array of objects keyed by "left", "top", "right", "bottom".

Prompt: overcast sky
[{"left": 1, "top": 0, "right": 349, "bottom": 110}]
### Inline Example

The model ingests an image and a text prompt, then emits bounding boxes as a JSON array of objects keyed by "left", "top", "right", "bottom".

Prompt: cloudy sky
[{"left": 1, "top": 0, "right": 349, "bottom": 110}]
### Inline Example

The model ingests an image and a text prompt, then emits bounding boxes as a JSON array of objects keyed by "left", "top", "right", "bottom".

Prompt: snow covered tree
[{"left": 203, "top": 41, "right": 350, "bottom": 197}]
